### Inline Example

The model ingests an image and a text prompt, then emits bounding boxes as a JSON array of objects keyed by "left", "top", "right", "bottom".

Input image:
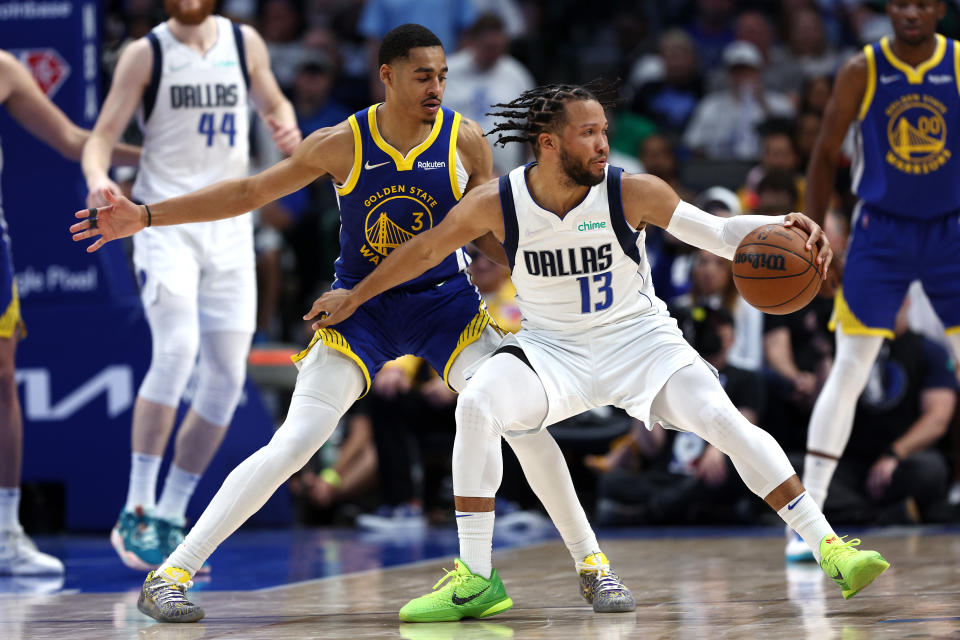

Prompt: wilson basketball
[{"left": 732, "top": 224, "right": 821, "bottom": 315}]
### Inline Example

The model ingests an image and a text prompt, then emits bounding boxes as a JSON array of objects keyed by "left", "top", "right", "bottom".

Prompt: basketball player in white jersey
[
  {"left": 0, "top": 51, "right": 139, "bottom": 575},
  {"left": 82, "top": 0, "right": 300, "bottom": 570},
  {"left": 310, "top": 84, "right": 891, "bottom": 616}
]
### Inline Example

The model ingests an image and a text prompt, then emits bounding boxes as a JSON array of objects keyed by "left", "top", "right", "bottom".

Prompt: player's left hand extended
[
  {"left": 304, "top": 288, "right": 359, "bottom": 330},
  {"left": 267, "top": 115, "right": 302, "bottom": 155},
  {"left": 783, "top": 212, "right": 832, "bottom": 279},
  {"left": 70, "top": 189, "right": 147, "bottom": 253}
]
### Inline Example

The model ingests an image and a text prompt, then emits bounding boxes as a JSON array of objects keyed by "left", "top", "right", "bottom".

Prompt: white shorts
[
  {"left": 505, "top": 311, "right": 698, "bottom": 430},
  {"left": 134, "top": 223, "right": 256, "bottom": 334}
]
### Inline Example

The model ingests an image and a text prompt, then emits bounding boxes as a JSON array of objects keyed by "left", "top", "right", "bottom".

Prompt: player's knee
[
  {"left": 455, "top": 387, "right": 503, "bottom": 437},
  {"left": 268, "top": 402, "right": 341, "bottom": 471},
  {"left": 696, "top": 401, "right": 756, "bottom": 453}
]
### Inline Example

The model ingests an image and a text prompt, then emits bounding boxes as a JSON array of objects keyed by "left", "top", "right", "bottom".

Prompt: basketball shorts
[
  {"left": 836, "top": 204, "right": 960, "bottom": 337},
  {"left": 504, "top": 311, "right": 698, "bottom": 431},
  {"left": 292, "top": 272, "right": 497, "bottom": 397},
  {"left": 0, "top": 234, "right": 23, "bottom": 339},
  {"left": 135, "top": 227, "right": 256, "bottom": 335}
]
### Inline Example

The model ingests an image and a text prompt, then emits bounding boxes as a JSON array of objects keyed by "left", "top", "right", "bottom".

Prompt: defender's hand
[
  {"left": 304, "top": 288, "right": 359, "bottom": 330},
  {"left": 784, "top": 212, "right": 832, "bottom": 279},
  {"left": 70, "top": 189, "right": 147, "bottom": 253}
]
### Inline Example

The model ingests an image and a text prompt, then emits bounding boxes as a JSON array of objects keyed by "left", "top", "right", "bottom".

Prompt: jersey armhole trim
[
  {"left": 335, "top": 114, "right": 363, "bottom": 196},
  {"left": 143, "top": 32, "right": 163, "bottom": 124},
  {"left": 448, "top": 111, "right": 463, "bottom": 200},
  {"left": 606, "top": 167, "right": 642, "bottom": 265},
  {"left": 859, "top": 44, "right": 876, "bottom": 121},
  {"left": 954, "top": 40, "right": 960, "bottom": 97},
  {"left": 499, "top": 174, "right": 519, "bottom": 271},
  {"left": 231, "top": 23, "right": 251, "bottom": 89}
]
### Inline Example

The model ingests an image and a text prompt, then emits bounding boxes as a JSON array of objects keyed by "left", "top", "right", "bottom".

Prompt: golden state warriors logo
[
  {"left": 885, "top": 94, "right": 951, "bottom": 174},
  {"left": 360, "top": 185, "right": 438, "bottom": 264}
]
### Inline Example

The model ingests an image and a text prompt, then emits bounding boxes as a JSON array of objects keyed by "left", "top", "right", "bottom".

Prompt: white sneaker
[
  {"left": 785, "top": 528, "right": 816, "bottom": 563},
  {"left": 0, "top": 527, "right": 65, "bottom": 575}
]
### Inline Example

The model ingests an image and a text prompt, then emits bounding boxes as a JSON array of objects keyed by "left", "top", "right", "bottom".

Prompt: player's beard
[
  {"left": 560, "top": 147, "right": 605, "bottom": 187},
  {"left": 165, "top": 0, "right": 215, "bottom": 25}
]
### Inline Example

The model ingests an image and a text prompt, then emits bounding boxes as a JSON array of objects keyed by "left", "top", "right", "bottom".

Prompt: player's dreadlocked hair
[
  {"left": 485, "top": 80, "right": 619, "bottom": 155},
  {"left": 378, "top": 24, "right": 442, "bottom": 67}
]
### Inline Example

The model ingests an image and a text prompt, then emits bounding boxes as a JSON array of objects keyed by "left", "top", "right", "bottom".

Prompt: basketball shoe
[
  {"left": 818, "top": 535, "right": 889, "bottom": 599},
  {"left": 111, "top": 506, "right": 163, "bottom": 570},
  {"left": 576, "top": 552, "right": 636, "bottom": 612},
  {"left": 138, "top": 567, "right": 204, "bottom": 623},
  {"left": 399, "top": 559, "right": 513, "bottom": 622},
  {"left": 0, "top": 527, "right": 64, "bottom": 575},
  {"left": 785, "top": 528, "right": 816, "bottom": 563}
]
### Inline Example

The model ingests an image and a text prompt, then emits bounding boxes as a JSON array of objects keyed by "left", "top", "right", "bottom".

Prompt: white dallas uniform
[
  {"left": 497, "top": 164, "right": 698, "bottom": 429},
  {"left": 132, "top": 16, "right": 255, "bottom": 333}
]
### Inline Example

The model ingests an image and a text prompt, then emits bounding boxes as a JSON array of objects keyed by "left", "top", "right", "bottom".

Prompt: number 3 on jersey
[
  {"left": 198, "top": 112, "right": 237, "bottom": 147},
  {"left": 578, "top": 272, "right": 613, "bottom": 313}
]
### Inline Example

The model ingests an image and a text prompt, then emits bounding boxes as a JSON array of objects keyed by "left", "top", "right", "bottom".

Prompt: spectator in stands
[
  {"left": 753, "top": 168, "right": 801, "bottom": 214},
  {"left": 591, "top": 306, "right": 764, "bottom": 526},
  {"left": 640, "top": 134, "right": 695, "bottom": 202},
  {"left": 444, "top": 14, "right": 535, "bottom": 174},
  {"left": 683, "top": 40, "right": 795, "bottom": 160},
  {"left": 767, "top": 7, "right": 849, "bottom": 96},
  {"left": 741, "top": 120, "right": 803, "bottom": 212},
  {"left": 794, "top": 110, "right": 823, "bottom": 173},
  {"left": 630, "top": 29, "right": 705, "bottom": 137},
  {"left": 762, "top": 207, "right": 840, "bottom": 450},
  {"left": 673, "top": 249, "right": 764, "bottom": 372},
  {"left": 825, "top": 299, "right": 957, "bottom": 525},
  {"left": 798, "top": 74, "right": 833, "bottom": 115}
]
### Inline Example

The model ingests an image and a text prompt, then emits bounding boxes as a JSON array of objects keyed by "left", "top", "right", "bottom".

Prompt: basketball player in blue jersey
[
  {"left": 0, "top": 51, "right": 140, "bottom": 575},
  {"left": 72, "top": 24, "right": 634, "bottom": 622},
  {"left": 309, "top": 83, "right": 890, "bottom": 618},
  {"left": 82, "top": 0, "right": 301, "bottom": 572},
  {"left": 783, "top": 0, "right": 960, "bottom": 562}
]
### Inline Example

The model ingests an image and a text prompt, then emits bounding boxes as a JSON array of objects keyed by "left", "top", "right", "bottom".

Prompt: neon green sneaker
[
  {"left": 819, "top": 535, "right": 890, "bottom": 599},
  {"left": 399, "top": 559, "right": 513, "bottom": 622}
]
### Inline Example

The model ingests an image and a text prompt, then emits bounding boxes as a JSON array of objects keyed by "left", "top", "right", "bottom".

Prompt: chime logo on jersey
[
  {"left": 885, "top": 94, "right": 951, "bottom": 174},
  {"left": 523, "top": 244, "right": 613, "bottom": 277},
  {"left": 361, "top": 185, "right": 439, "bottom": 264}
]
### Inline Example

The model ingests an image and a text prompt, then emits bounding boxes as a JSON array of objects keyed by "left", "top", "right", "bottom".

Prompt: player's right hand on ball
[
  {"left": 70, "top": 189, "right": 146, "bottom": 253},
  {"left": 305, "top": 288, "right": 359, "bottom": 330}
]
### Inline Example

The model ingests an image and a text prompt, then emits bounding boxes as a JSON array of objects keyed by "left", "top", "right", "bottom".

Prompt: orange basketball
[{"left": 732, "top": 224, "right": 822, "bottom": 315}]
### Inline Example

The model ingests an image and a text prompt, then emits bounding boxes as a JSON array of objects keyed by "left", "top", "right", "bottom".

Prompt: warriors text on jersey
[
  {"left": 333, "top": 104, "right": 469, "bottom": 290},
  {"left": 133, "top": 16, "right": 250, "bottom": 204},
  {"left": 499, "top": 164, "right": 666, "bottom": 332},
  {"left": 853, "top": 34, "right": 960, "bottom": 217}
]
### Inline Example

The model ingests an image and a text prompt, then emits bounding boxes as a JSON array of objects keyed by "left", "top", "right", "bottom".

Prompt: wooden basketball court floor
[{"left": 3, "top": 527, "right": 959, "bottom": 640}]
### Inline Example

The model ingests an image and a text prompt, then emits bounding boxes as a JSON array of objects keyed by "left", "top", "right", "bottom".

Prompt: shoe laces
[
  {"left": 576, "top": 560, "right": 624, "bottom": 594},
  {"left": 433, "top": 567, "right": 467, "bottom": 591},
  {"left": 149, "top": 575, "right": 195, "bottom": 606},
  {"left": 825, "top": 536, "right": 862, "bottom": 561}
]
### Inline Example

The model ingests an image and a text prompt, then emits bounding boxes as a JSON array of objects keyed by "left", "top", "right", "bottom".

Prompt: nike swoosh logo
[
  {"left": 787, "top": 494, "right": 806, "bottom": 510},
  {"left": 364, "top": 160, "right": 390, "bottom": 170},
  {"left": 451, "top": 586, "right": 488, "bottom": 605},
  {"left": 880, "top": 74, "right": 900, "bottom": 84}
]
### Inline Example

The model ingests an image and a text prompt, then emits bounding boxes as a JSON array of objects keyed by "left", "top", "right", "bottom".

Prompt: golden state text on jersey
[
  {"left": 854, "top": 34, "right": 960, "bottom": 217},
  {"left": 333, "top": 105, "right": 468, "bottom": 290}
]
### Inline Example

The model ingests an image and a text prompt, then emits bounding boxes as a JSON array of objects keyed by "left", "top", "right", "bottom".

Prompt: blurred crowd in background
[{"left": 101, "top": 0, "right": 960, "bottom": 532}]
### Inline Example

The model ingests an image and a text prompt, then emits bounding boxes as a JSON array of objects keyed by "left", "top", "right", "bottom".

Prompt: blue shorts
[
  {"left": 293, "top": 272, "right": 495, "bottom": 396},
  {"left": 0, "top": 232, "right": 22, "bottom": 339},
  {"left": 836, "top": 204, "right": 960, "bottom": 337}
]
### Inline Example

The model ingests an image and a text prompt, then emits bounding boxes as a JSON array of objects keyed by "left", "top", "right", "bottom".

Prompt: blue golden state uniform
[
  {"left": 293, "top": 104, "right": 494, "bottom": 394},
  {"left": 0, "top": 137, "right": 24, "bottom": 339},
  {"left": 839, "top": 34, "right": 960, "bottom": 337}
]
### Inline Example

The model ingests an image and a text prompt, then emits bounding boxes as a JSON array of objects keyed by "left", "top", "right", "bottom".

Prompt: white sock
[
  {"left": 153, "top": 465, "right": 201, "bottom": 524},
  {"left": 125, "top": 453, "right": 162, "bottom": 512},
  {"left": 456, "top": 511, "right": 495, "bottom": 579},
  {"left": 802, "top": 453, "right": 838, "bottom": 509},
  {"left": 0, "top": 487, "right": 20, "bottom": 531},
  {"left": 777, "top": 492, "right": 835, "bottom": 563},
  {"left": 567, "top": 533, "right": 601, "bottom": 564}
]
